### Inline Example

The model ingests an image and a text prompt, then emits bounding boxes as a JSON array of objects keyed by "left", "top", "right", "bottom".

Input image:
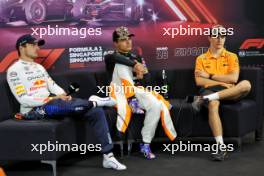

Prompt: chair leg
[
  {"left": 255, "top": 128, "right": 263, "bottom": 141},
  {"left": 41, "top": 160, "right": 57, "bottom": 176},
  {"left": 127, "top": 140, "right": 134, "bottom": 156},
  {"left": 114, "top": 141, "right": 124, "bottom": 158},
  {"left": 236, "top": 137, "right": 242, "bottom": 152}
]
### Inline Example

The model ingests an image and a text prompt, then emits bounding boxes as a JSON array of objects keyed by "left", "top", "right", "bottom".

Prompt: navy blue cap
[{"left": 16, "top": 34, "right": 45, "bottom": 50}]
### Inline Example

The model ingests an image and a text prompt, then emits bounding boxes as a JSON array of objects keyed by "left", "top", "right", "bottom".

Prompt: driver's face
[
  {"left": 21, "top": 43, "right": 40, "bottom": 59},
  {"left": 208, "top": 35, "right": 226, "bottom": 50},
  {"left": 114, "top": 38, "right": 132, "bottom": 53}
]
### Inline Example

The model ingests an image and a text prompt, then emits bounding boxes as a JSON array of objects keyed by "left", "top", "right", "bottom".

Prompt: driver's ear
[
  {"left": 114, "top": 41, "right": 118, "bottom": 47},
  {"left": 208, "top": 36, "right": 211, "bottom": 42},
  {"left": 19, "top": 45, "right": 25, "bottom": 54}
]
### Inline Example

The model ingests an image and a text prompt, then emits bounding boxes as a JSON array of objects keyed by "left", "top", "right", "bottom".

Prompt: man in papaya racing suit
[
  {"left": 104, "top": 27, "right": 177, "bottom": 159},
  {"left": 7, "top": 34, "right": 126, "bottom": 170}
]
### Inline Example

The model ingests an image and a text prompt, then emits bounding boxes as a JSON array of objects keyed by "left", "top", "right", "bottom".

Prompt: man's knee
[
  {"left": 150, "top": 99, "right": 162, "bottom": 111},
  {"left": 86, "top": 107, "right": 105, "bottom": 119},
  {"left": 238, "top": 80, "right": 251, "bottom": 93},
  {"left": 208, "top": 100, "right": 220, "bottom": 110}
]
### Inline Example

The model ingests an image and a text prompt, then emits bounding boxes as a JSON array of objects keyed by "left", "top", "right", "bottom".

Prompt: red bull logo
[
  {"left": 30, "top": 79, "right": 46, "bottom": 91},
  {"left": 33, "top": 79, "right": 46, "bottom": 86}
]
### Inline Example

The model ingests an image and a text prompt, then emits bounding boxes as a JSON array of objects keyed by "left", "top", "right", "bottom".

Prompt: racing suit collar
[{"left": 19, "top": 59, "right": 35, "bottom": 65}]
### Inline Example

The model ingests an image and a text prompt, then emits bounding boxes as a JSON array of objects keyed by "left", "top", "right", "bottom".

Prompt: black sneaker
[
  {"left": 191, "top": 96, "right": 208, "bottom": 112},
  {"left": 211, "top": 145, "right": 228, "bottom": 161}
]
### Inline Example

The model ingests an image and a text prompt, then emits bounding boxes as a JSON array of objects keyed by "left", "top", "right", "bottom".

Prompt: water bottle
[{"left": 162, "top": 69, "right": 169, "bottom": 99}]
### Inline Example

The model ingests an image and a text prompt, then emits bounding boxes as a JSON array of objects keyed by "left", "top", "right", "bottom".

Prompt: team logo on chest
[{"left": 30, "top": 79, "right": 47, "bottom": 91}]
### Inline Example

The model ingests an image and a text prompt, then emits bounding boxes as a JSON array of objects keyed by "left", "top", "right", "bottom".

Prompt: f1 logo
[
  {"left": 0, "top": 49, "right": 65, "bottom": 73},
  {"left": 240, "top": 39, "right": 264, "bottom": 49}
]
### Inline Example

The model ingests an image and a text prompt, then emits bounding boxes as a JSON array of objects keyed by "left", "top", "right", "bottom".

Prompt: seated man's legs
[
  {"left": 83, "top": 107, "right": 113, "bottom": 154},
  {"left": 196, "top": 80, "right": 251, "bottom": 161},
  {"left": 217, "top": 80, "right": 251, "bottom": 100},
  {"left": 83, "top": 107, "right": 126, "bottom": 170},
  {"left": 23, "top": 97, "right": 126, "bottom": 170},
  {"left": 135, "top": 90, "right": 162, "bottom": 143},
  {"left": 203, "top": 80, "right": 251, "bottom": 101},
  {"left": 199, "top": 90, "right": 226, "bottom": 161},
  {"left": 200, "top": 90, "right": 223, "bottom": 145},
  {"left": 208, "top": 100, "right": 223, "bottom": 143},
  {"left": 135, "top": 89, "right": 162, "bottom": 159}
]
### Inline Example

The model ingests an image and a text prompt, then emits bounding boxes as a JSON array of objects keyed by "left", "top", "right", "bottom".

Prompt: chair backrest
[
  {"left": 150, "top": 68, "right": 197, "bottom": 99},
  {"left": 51, "top": 71, "right": 98, "bottom": 99},
  {"left": 0, "top": 78, "right": 20, "bottom": 122}
]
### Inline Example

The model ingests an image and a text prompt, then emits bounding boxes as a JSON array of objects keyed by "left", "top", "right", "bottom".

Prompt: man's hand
[
  {"left": 133, "top": 60, "right": 145, "bottom": 73},
  {"left": 133, "top": 60, "right": 145, "bottom": 79},
  {"left": 195, "top": 70, "right": 210, "bottom": 79},
  {"left": 52, "top": 94, "right": 72, "bottom": 101},
  {"left": 136, "top": 70, "right": 144, "bottom": 79}
]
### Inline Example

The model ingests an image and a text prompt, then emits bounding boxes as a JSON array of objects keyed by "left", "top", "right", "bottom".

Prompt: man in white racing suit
[
  {"left": 7, "top": 34, "right": 127, "bottom": 170},
  {"left": 105, "top": 27, "right": 177, "bottom": 159}
]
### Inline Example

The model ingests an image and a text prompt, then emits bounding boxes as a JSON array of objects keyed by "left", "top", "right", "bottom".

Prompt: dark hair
[{"left": 17, "top": 44, "right": 27, "bottom": 56}]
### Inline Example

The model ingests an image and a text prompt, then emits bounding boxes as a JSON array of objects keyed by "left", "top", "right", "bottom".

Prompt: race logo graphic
[
  {"left": 30, "top": 79, "right": 47, "bottom": 91},
  {"left": 239, "top": 39, "right": 264, "bottom": 57},
  {"left": 156, "top": 47, "right": 169, "bottom": 60},
  {"left": 9, "top": 71, "right": 18, "bottom": 77},
  {"left": 0, "top": 49, "right": 65, "bottom": 73},
  {"left": 15, "top": 85, "right": 26, "bottom": 95},
  {"left": 69, "top": 46, "right": 104, "bottom": 68},
  {"left": 163, "top": 0, "right": 217, "bottom": 23},
  {"left": 240, "top": 39, "right": 264, "bottom": 49},
  {"left": 174, "top": 47, "right": 208, "bottom": 57}
]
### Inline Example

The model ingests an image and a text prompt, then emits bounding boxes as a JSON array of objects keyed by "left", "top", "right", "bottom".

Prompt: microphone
[{"left": 67, "top": 82, "right": 80, "bottom": 96}]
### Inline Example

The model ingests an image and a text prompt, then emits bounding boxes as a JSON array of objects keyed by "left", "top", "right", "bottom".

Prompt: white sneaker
[
  {"left": 103, "top": 153, "right": 127, "bottom": 170},
  {"left": 89, "top": 95, "right": 116, "bottom": 107}
]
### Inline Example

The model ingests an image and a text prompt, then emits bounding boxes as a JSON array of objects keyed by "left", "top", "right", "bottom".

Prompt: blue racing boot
[{"left": 140, "top": 143, "right": 156, "bottom": 160}]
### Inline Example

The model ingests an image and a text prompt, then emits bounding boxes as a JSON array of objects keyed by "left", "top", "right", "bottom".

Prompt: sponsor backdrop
[{"left": 0, "top": 0, "right": 263, "bottom": 80}]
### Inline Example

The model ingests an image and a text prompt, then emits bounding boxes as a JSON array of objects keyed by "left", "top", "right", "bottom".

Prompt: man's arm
[
  {"left": 195, "top": 76, "right": 228, "bottom": 87},
  {"left": 211, "top": 55, "right": 240, "bottom": 84},
  {"left": 39, "top": 65, "right": 66, "bottom": 95},
  {"left": 40, "top": 65, "right": 72, "bottom": 101},
  {"left": 105, "top": 53, "right": 145, "bottom": 77},
  {"left": 211, "top": 71, "right": 239, "bottom": 84},
  {"left": 194, "top": 56, "right": 228, "bottom": 87},
  {"left": 105, "top": 53, "right": 136, "bottom": 67},
  {"left": 7, "top": 69, "right": 51, "bottom": 107}
]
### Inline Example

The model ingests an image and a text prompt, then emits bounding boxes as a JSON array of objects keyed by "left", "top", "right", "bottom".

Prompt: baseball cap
[
  {"left": 112, "top": 26, "right": 135, "bottom": 42},
  {"left": 16, "top": 34, "right": 45, "bottom": 50}
]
